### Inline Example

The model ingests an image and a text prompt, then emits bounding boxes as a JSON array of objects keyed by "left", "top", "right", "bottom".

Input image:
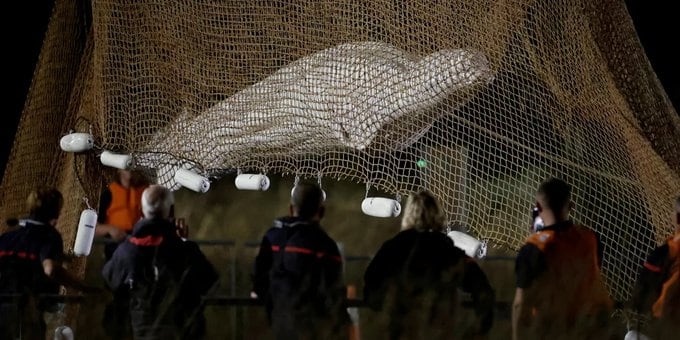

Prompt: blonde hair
[
  {"left": 401, "top": 191, "right": 446, "bottom": 232},
  {"left": 26, "top": 187, "right": 63, "bottom": 221}
]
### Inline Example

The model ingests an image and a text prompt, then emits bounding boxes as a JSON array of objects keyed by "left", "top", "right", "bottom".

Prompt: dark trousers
[
  {"left": 102, "top": 291, "right": 132, "bottom": 339},
  {"left": 0, "top": 302, "right": 46, "bottom": 340},
  {"left": 271, "top": 309, "right": 348, "bottom": 340}
]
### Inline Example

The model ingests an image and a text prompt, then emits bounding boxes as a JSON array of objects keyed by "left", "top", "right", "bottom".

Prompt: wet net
[{"left": 1, "top": 0, "right": 679, "bottom": 307}]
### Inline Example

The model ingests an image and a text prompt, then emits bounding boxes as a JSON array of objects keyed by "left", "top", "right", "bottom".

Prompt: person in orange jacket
[
  {"left": 512, "top": 178, "right": 613, "bottom": 340},
  {"left": 631, "top": 196, "right": 680, "bottom": 338},
  {"left": 95, "top": 169, "right": 149, "bottom": 257}
]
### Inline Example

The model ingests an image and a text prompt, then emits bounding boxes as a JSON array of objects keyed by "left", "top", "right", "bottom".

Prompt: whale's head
[{"left": 418, "top": 49, "right": 493, "bottom": 90}]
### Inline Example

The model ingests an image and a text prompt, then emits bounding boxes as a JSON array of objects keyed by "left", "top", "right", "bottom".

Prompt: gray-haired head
[{"left": 141, "top": 185, "right": 174, "bottom": 219}]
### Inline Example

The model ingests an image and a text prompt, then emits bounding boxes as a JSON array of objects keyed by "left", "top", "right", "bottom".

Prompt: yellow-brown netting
[{"left": 2, "top": 0, "right": 679, "bottom": 307}]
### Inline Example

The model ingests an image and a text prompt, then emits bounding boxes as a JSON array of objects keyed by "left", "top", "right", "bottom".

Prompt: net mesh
[{"left": 2, "top": 0, "right": 679, "bottom": 307}]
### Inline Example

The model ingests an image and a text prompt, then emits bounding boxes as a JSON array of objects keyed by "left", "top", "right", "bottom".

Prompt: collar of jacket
[
  {"left": 541, "top": 219, "right": 574, "bottom": 232},
  {"left": 273, "top": 216, "right": 320, "bottom": 229},
  {"left": 132, "top": 217, "right": 176, "bottom": 238}
]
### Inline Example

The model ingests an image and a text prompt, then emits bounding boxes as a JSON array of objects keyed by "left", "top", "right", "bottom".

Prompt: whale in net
[{"left": 135, "top": 41, "right": 493, "bottom": 190}]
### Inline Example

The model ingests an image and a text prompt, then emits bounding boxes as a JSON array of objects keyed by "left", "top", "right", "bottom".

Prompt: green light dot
[{"left": 416, "top": 159, "right": 427, "bottom": 168}]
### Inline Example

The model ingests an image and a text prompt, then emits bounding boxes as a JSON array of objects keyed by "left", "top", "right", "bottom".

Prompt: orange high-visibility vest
[
  {"left": 652, "top": 232, "right": 680, "bottom": 318},
  {"left": 525, "top": 224, "right": 612, "bottom": 324},
  {"left": 105, "top": 182, "right": 146, "bottom": 232}
]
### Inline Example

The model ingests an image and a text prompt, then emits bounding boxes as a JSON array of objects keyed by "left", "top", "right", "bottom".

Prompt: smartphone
[{"left": 531, "top": 206, "right": 544, "bottom": 233}]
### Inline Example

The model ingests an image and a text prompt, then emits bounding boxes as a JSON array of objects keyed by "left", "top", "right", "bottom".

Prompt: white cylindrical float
[
  {"left": 361, "top": 197, "right": 401, "bottom": 218},
  {"left": 100, "top": 151, "right": 132, "bottom": 170},
  {"left": 624, "top": 330, "right": 650, "bottom": 340},
  {"left": 73, "top": 209, "right": 98, "bottom": 256},
  {"left": 59, "top": 133, "right": 94, "bottom": 153},
  {"left": 54, "top": 326, "right": 74, "bottom": 340},
  {"left": 175, "top": 168, "right": 210, "bottom": 193},
  {"left": 235, "top": 174, "right": 270, "bottom": 191},
  {"left": 447, "top": 230, "right": 486, "bottom": 258}
]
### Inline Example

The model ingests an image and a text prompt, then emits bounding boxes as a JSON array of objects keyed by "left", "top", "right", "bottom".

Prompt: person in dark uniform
[
  {"left": 512, "top": 178, "right": 613, "bottom": 340},
  {"left": 96, "top": 169, "right": 148, "bottom": 339},
  {"left": 631, "top": 196, "right": 680, "bottom": 338},
  {"left": 364, "top": 191, "right": 495, "bottom": 340},
  {"left": 102, "top": 185, "right": 217, "bottom": 340},
  {"left": 253, "top": 182, "right": 349, "bottom": 340},
  {"left": 0, "top": 187, "right": 96, "bottom": 340}
]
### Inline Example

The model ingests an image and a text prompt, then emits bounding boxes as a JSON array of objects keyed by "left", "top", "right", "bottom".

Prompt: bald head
[
  {"left": 142, "top": 185, "right": 174, "bottom": 219},
  {"left": 535, "top": 178, "right": 574, "bottom": 225},
  {"left": 290, "top": 182, "right": 325, "bottom": 221}
]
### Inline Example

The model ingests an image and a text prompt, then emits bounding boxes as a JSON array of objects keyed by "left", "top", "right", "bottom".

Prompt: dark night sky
[{"left": 1, "top": 1, "right": 677, "bottom": 181}]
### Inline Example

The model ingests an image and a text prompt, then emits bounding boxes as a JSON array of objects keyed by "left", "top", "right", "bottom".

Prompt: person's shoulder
[
  {"left": 264, "top": 221, "right": 286, "bottom": 238},
  {"left": 112, "top": 239, "right": 137, "bottom": 256},
  {"left": 24, "top": 223, "right": 62, "bottom": 243},
  {"left": 181, "top": 239, "right": 204, "bottom": 254},
  {"left": 571, "top": 223, "right": 601, "bottom": 243},
  {"left": 266, "top": 217, "right": 293, "bottom": 232},
  {"left": 0, "top": 227, "right": 21, "bottom": 245},
  {"left": 392, "top": 228, "right": 419, "bottom": 242},
  {"left": 646, "top": 242, "right": 670, "bottom": 264},
  {"left": 422, "top": 230, "right": 457, "bottom": 249},
  {"left": 314, "top": 224, "right": 338, "bottom": 245},
  {"left": 525, "top": 229, "right": 555, "bottom": 250},
  {"left": 46, "top": 225, "right": 63, "bottom": 239},
  {"left": 517, "top": 241, "right": 544, "bottom": 260},
  {"left": 0, "top": 226, "right": 22, "bottom": 237},
  {"left": 433, "top": 230, "right": 455, "bottom": 244}
]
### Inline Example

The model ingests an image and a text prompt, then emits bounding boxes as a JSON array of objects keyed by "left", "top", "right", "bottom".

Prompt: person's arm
[
  {"left": 95, "top": 224, "right": 128, "bottom": 241},
  {"left": 252, "top": 235, "right": 273, "bottom": 299},
  {"left": 101, "top": 248, "right": 130, "bottom": 292},
  {"left": 630, "top": 244, "right": 669, "bottom": 314},
  {"left": 512, "top": 288, "right": 524, "bottom": 340},
  {"left": 41, "top": 232, "right": 98, "bottom": 292},
  {"left": 461, "top": 257, "right": 495, "bottom": 336},
  {"left": 42, "top": 259, "right": 97, "bottom": 292}
]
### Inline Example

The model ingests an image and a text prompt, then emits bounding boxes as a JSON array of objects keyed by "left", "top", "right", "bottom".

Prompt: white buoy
[
  {"left": 235, "top": 174, "right": 270, "bottom": 191},
  {"left": 361, "top": 197, "right": 401, "bottom": 218},
  {"left": 175, "top": 168, "right": 210, "bottom": 193},
  {"left": 59, "top": 133, "right": 93, "bottom": 153},
  {"left": 624, "top": 330, "right": 650, "bottom": 340},
  {"left": 100, "top": 151, "right": 132, "bottom": 170},
  {"left": 54, "top": 326, "right": 74, "bottom": 340},
  {"left": 73, "top": 209, "right": 97, "bottom": 256},
  {"left": 447, "top": 231, "right": 486, "bottom": 258}
]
